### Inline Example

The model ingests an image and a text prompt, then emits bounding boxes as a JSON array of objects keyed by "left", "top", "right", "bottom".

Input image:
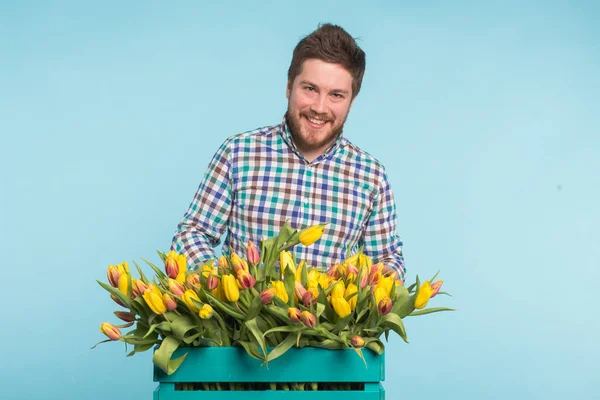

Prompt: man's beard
[{"left": 285, "top": 109, "right": 345, "bottom": 153}]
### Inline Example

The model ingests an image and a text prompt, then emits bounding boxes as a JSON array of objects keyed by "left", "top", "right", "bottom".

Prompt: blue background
[{"left": 1, "top": 1, "right": 598, "bottom": 399}]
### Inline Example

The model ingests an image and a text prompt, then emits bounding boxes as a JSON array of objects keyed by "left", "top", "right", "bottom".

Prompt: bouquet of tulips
[{"left": 93, "top": 221, "right": 452, "bottom": 381}]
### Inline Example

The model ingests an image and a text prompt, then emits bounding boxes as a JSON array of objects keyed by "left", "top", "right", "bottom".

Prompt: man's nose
[{"left": 310, "top": 93, "right": 328, "bottom": 115}]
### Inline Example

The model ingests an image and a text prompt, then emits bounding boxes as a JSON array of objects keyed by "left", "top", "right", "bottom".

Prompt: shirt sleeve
[
  {"left": 362, "top": 170, "right": 406, "bottom": 282},
  {"left": 170, "top": 138, "right": 233, "bottom": 269}
]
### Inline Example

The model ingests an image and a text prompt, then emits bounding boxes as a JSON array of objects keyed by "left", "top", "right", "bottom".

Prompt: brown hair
[{"left": 287, "top": 23, "right": 366, "bottom": 98}]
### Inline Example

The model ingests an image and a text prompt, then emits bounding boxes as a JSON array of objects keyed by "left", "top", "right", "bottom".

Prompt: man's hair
[{"left": 287, "top": 23, "right": 366, "bottom": 98}]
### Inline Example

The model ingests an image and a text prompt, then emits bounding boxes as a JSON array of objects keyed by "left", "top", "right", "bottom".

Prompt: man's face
[{"left": 286, "top": 59, "right": 354, "bottom": 160}]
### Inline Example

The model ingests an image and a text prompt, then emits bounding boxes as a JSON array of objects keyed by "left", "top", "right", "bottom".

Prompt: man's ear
[{"left": 286, "top": 80, "right": 291, "bottom": 99}]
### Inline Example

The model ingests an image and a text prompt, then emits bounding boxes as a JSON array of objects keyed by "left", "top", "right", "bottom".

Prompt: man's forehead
[{"left": 293, "top": 59, "right": 353, "bottom": 91}]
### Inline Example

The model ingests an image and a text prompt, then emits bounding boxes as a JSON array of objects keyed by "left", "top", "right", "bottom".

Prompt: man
[{"left": 171, "top": 24, "right": 406, "bottom": 281}]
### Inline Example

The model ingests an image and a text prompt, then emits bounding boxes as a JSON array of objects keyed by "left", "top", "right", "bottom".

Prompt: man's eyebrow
[{"left": 298, "top": 80, "right": 349, "bottom": 94}]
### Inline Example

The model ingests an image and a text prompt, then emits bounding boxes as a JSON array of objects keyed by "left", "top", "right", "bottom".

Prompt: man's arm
[
  {"left": 362, "top": 172, "right": 406, "bottom": 282},
  {"left": 171, "top": 139, "right": 233, "bottom": 269}
]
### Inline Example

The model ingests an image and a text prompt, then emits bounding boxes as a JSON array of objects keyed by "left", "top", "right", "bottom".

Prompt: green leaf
[
  {"left": 265, "top": 332, "right": 297, "bottom": 362},
  {"left": 245, "top": 318, "right": 267, "bottom": 361},
  {"left": 263, "top": 325, "right": 303, "bottom": 337},
  {"left": 144, "top": 321, "right": 172, "bottom": 338},
  {"left": 352, "top": 347, "right": 367, "bottom": 368},
  {"left": 133, "top": 261, "right": 151, "bottom": 284},
  {"left": 381, "top": 312, "right": 408, "bottom": 343},
  {"left": 365, "top": 339, "right": 385, "bottom": 354},
  {"left": 238, "top": 340, "right": 264, "bottom": 361},
  {"left": 153, "top": 335, "right": 187, "bottom": 375},
  {"left": 409, "top": 307, "right": 455, "bottom": 316},
  {"left": 97, "top": 280, "right": 132, "bottom": 308},
  {"left": 90, "top": 339, "right": 112, "bottom": 349},
  {"left": 170, "top": 316, "right": 199, "bottom": 342},
  {"left": 283, "top": 266, "right": 296, "bottom": 307},
  {"left": 142, "top": 257, "right": 167, "bottom": 281},
  {"left": 244, "top": 295, "right": 263, "bottom": 322},
  {"left": 429, "top": 270, "right": 441, "bottom": 282},
  {"left": 205, "top": 292, "right": 245, "bottom": 320},
  {"left": 126, "top": 342, "right": 154, "bottom": 357},
  {"left": 308, "top": 339, "right": 345, "bottom": 350}
]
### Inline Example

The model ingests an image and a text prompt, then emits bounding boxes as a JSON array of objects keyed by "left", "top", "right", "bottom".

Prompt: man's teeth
[{"left": 308, "top": 117, "right": 327, "bottom": 125}]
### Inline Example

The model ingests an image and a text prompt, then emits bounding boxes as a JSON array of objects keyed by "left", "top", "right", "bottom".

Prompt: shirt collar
[{"left": 280, "top": 116, "right": 346, "bottom": 165}]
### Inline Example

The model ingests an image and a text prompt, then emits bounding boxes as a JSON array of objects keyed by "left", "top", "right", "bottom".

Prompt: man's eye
[
  {"left": 331, "top": 93, "right": 344, "bottom": 99},
  {"left": 304, "top": 86, "right": 315, "bottom": 91}
]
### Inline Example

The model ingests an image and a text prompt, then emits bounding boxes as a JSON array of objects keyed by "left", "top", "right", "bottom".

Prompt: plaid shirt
[{"left": 171, "top": 118, "right": 406, "bottom": 281}]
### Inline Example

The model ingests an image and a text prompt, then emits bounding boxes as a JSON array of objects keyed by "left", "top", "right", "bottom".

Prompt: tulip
[
  {"left": 217, "top": 256, "right": 228, "bottom": 272},
  {"left": 415, "top": 280, "right": 437, "bottom": 309},
  {"left": 212, "top": 284, "right": 227, "bottom": 302},
  {"left": 351, "top": 335, "right": 365, "bottom": 348},
  {"left": 201, "top": 264, "right": 214, "bottom": 278},
  {"left": 199, "top": 304, "right": 213, "bottom": 319},
  {"left": 378, "top": 296, "right": 393, "bottom": 315},
  {"left": 430, "top": 280, "right": 443, "bottom": 298},
  {"left": 298, "top": 224, "right": 326, "bottom": 246},
  {"left": 300, "top": 310, "right": 317, "bottom": 327},
  {"left": 113, "top": 311, "right": 136, "bottom": 322},
  {"left": 272, "top": 280, "right": 288, "bottom": 303},
  {"left": 206, "top": 274, "right": 219, "bottom": 291},
  {"left": 230, "top": 252, "right": 248, "bottom": 274},
  {"left": 186, "top": 273, "right": 201, "bottom": 289},
  {"left": 288, "top": 307, "right": 302, "bottom": 323},
  {"left": 376, "top": 276, "right": 394, "bottom": 297},
  {"left": 182, "top": 289, "right": 201, "bottom": 312},
  {"left": 222, "top": 274, "right": 240, "bottom": 302},
  {"left": 307, "top": 268, "right": 320, "bottom": 285},
  {"left": 132, "top": 279, "right": 148, "bottom": 298},
  {"left": 279, "top": 251, "right": 295, "bottom": 274},
  {"left": 344, "top": 283, "right": 358, "bottom": 311},
  {"left": 326, "top": 264, "right": 340, "bottom": 279},
  {"left": 370, "top": 263, "right": 384, "bottom": 285},
  {"left": 165, "top": 251, "right": 180, "bottom": 279},
  {"left": 294, "top": 261, "right": 305, "bottom": 283},
  {"left": 294, "top": 281, "right": 307, "bottom": 300},
  {"left": 319, "top": 273, "right": 333, "bottom": 289},
  {"left": 100, "top": 322, "right": 121, "bottom": 340},
  {"left": 260, "top": 288, "right": 277, "bottom": 304},
  {"left": 246, "top": 240, "right": 260, "bottom": 266},
  {"left": 110, "top": 294, "right": 126, "bottom": 308},
  {"left": 117, "top": 273, "right": 130, "bottom": 296},
  {"left": 237, "top": 270, "right": 256, "bottom": 289},
  {"left": 346, "top": 263, "right": 358, "bottom": 282},
  {"left": 303, "top": 286, "right": 319, "bottom": 306},
  {"left": 331, "top": 296, "right": 352, "bottom": 318},
  {"left": 168, "top": 279, "right": 185, "bottom": 296},
  {"left": 143, "top": 287, "right": 167, "bottom": 315},
  {"left": 330, "top": 281, "right": 346, "bottom": 299},
  {"left": 163, "top": 293, "right": 177, "bottom": 311},
  {"left": 107, "top": 265, "right": 121, "bottom": 287},
  {"left": 359, "top": 266, "right": 369, "bottom": 289},
  {"left": 374, "top": 287, "right": 387, "bottom": 306}
]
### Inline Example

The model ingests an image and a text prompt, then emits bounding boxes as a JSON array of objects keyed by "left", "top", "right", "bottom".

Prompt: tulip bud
[
  {"left": 131, "top": 279, "right": 148, "bottom": 298},
  {"left": 330, "top": 281, "right": 346, "bottom": 298},
  {"left": 346, "top": 263, "right": 358, "bottom": 281},
  {"left": 300, "top": 310, "right": 317, "bottom": 327},
  {"left": 359, "top": 266, "right": 369, "bottom": 289},
  {"left": 186, "top": 273, "right": 201, "bottom": 289},
  {"left": 247, "top": 240, "right": 260, "bottom": 266},
  {"left": 294, "top": 281, "right": 307, "bottom": 300},
  {"left": 168, "top": 279, "right": 185, "bottom": 296},
  {"left": 288, "top": 307, "right": 302, "bottom": 323},
  {"left": 217, "top": 256, "right": 228, "bottom": 272},
  {"left": 110, "top": 294, "right": 127, "bottom": 308},
  {"left": 143, "top": 288, "right": 167, "bottom": 315},
  {"left": 378, "top": 296, "right": 393, "bottom": 315},
  {"left": 302, "top": 291, "right": 316, "bottom": 306},
  {"left": 430, "top": 280, "right": 443, "bottom": 298},
  {"left": 100, "top": 322, "right": 121, "bottom": 341},
  {"left": 237, "top": 270, "right": 256, "bottom": 290},
  {"left": 222, "top": 274, "right": 240, "bottom": 302},
  {"left": 345, "top": 283, "right": 358, "bottom": 311},
  {"left": 319, "top": 273, "right": 333, "bottom": 289},
  {"left": 230, "top": 252, "right": 248, "bottom": 274},
  {"left": 163, "top": 293, "right": 177, "bottom": 311},
  {"left": 280, "top": 251, "right": 295, "bottom": 274},
  {"left": 414, "top": 280, "right": 435, "bottom": 309},
  {"left": 260, "top": 288, "right": 277, "bottom": 304},
  {"left": 326, "top": 264, "right": 340, "bottom": 279},
  {"left": 351, "top": 335, "right": 365, "bottom": 348},
  {"left": 206, "top": 274, "right": 219, "bottom": 291},
  {"left": 182, "top": 289, "right": 201, "bottom": 312},
  {"left": 331, "top": 296, "right": 352, "bottom": 318},
  {"left": 298, "top": 224, "right": 326, "bottom": 246},
  {"left": 107, "top": 265, "right": 121, "bottom": 287},
  {"left": 113, "top": 311, "right": 136, "bottom": 322},
  {"left": 199, "top": 304, "right": 213, "bottom": 319},
  {"left": 165, "top": 251, "right": 180, "bottom": 279},
  {"left": 307, "top": 268, "right": 320, "bottom": 284},
  {"left": 272, "top": 280, "right": 289, "bottom": 303},
  {"left": 117, "top": 273, "right": 130, "bottom": 297}
]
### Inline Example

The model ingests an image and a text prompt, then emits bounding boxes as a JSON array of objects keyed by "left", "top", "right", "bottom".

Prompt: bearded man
[{"left": 171, "top": 23, "right": 406, "bottom": 281}]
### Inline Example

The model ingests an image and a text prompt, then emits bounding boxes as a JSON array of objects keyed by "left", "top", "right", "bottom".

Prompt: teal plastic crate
[{"left": 153, "top": 347, "right": 385, "bottom": 399}]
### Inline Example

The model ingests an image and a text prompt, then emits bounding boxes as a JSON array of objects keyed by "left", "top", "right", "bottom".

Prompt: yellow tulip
[
  {"left": 378, "top": 296, "right": 393, "bottom": 315},
  {"left": 117, "top": 272, "right": 129, "bottom": 296},
  {"left": 186, "top": 273, "right": 201, "bottom": 289},
  {"left": 199, "top": 304, "right": 213, "bottom": 319},
  {"left": 376, "top": 276, "right": 394, "bottom": 297},
  {"left": 288, "top": 307, "right": 302, "bottom": 323},
  {"left": 143, "top": 289, "right": 167, "bottom": 314},
  {"left": 165, "top": 251, "right": 180, "bottom": 279},
  {"left": 168, "top": 279, "right": 185, "bottom": 296},
  {"left": 212, "top": 283, "right": 227, "bottom": 302},
  {"left": 330, "top": 280, "right": 346, "bottom": 298},
  {"left": 318, "top": 273, "right": 333, "bottom": 289},
  {"left": 344, "top": 283, "right": 358, "bottom": 311},
  {"left": 331, "top": 296, "right": 352, "bottom": 318},
  {"left": 272, "top": 280, "right": 288, "bottom": 303},
  {"left": 182, "top": 289, "right": 201, "bottom": 312},
  {"left": 231, "top": 252, "right": 248, "bottom": 274},
  {"left": 298, "top": 224, "right": 326, "bottom": 246},
  {"left": 295, "top": 261, "right": 305, "bottom": 282},
  {"left": 374, "top": 287, "right": 387, "bottom": 306},
  {"left": 280, "top": 251, "right": 295, "bottom": 274},
  {"left": 307, "top": 268, "right": 320, "bottom": 284},
  {"left": 415, "top": 280, "right": 435, "bottom": 309},
  {"left": 222, "top": 274, "right": 240, "bottom": 302},
  {"left": 300, "top": 310, "right": 317, "bottom": 327}
]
